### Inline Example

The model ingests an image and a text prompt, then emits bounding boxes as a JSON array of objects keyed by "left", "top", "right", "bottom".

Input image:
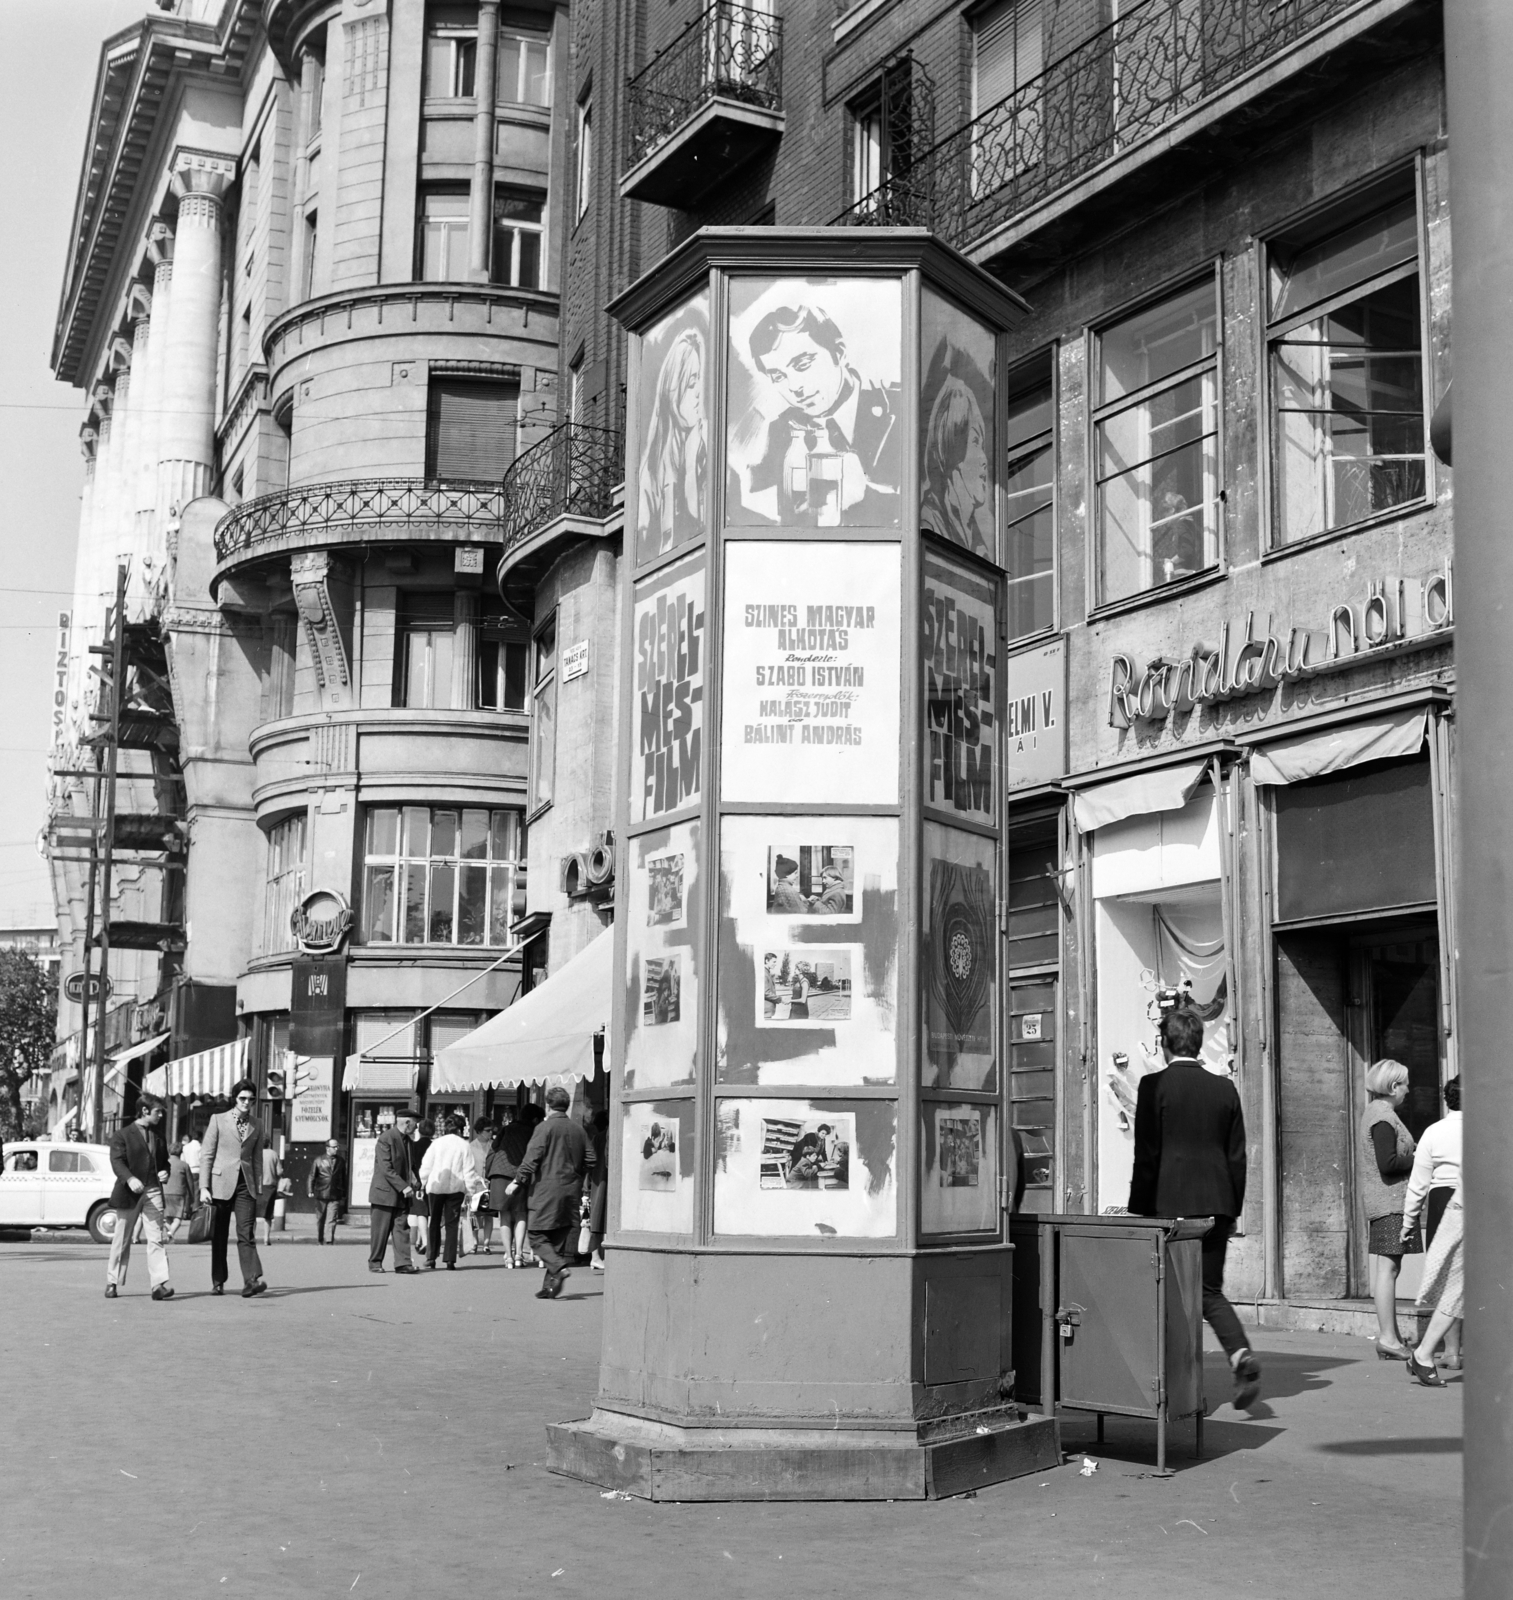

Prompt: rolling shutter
[
  {"left": 974, "top": 0, "right": 1044, "bottom": 115},
  {"left": 426, "top": 378, "right": 520, "bottom": 480}
]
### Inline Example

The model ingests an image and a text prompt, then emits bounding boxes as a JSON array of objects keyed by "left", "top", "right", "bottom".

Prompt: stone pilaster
[
  {"left": 468, "top": 0, "right": 501, "bottom": 282},
  {"left": 451, "top": 590, "right": 479, "bottom": 708}
]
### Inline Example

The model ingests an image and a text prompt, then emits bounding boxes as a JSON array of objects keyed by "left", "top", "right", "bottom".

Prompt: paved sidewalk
[{"left": 0, "top": 1237, "right": 1460, "bottom": 1600}]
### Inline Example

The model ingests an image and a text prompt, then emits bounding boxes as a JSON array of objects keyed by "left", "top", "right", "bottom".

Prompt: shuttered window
[
  {"left": 973, "top": 0, "right": 1043, "bottom": 115},
  {"left": 425, "top": 378, "right": 519, "bottom": 480}
]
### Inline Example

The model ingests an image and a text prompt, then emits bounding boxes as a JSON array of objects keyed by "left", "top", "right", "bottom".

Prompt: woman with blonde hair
[
  {"left": 637, "top": 326, "right": 706, "bottom": 558},
  {"left": 1359, "top": 1058, "right": 1421, "bottom": 1358},
  {"left": 920, "top": 373, "right": 991, "bottom": 558}
]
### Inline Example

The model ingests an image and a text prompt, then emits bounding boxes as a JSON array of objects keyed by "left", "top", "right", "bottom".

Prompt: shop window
[
  {"left": 262, "top": 811, "right": 307, "bottom": 957},
  {"left": 393, "top": 592, "right": 456, "bottom": 709},
  {"left": 417, "top": 188, "right": 470, "bottom": 282},
  {"left": 361, "top": 805, "right": 524, "bottom": 947},
  {"left": 1268, "top": 181, "right": 1425, "bottom": 546},
  {"left": 425, "top": 377, "right": 519, "bottom": 480},
  {"left": 498, "top": 27, "right": 550, "bottom": 107},
  {"left": 530, "top": 612, "right": 557, "bottom": 812},
  {"left": 1094, "top": 277, "right": 1220, "bottom": 606},
  {"left": 477, "top": 596, "right": 529, "bottom": 711},
  {"left": 491, "top": 187, "right": 544, "bottom": 289},
  {"left": 425, "top": 4, "right": 477, "bottom": 97},
  {"left": 1004, "top": 357, "right": 1054, "bottom": 642}
]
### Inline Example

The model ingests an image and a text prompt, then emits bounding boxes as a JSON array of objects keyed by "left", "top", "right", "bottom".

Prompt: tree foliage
[{"left": 0, "top": 951, "right": 58, "bottom": 1142}]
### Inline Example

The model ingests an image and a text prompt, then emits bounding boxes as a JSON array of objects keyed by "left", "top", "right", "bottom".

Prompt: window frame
[
  {"left": 1088, "top": 265, "right": 1225, "bottom": 616},
  {"left": 301, "top": 208, "right": 318, "bottom": 301},
  {"left": 574, "top": 97, "right": 593, "bottom": 224},
  {"left": 490, "top": 185, "right": 546, "bottom": 288},
  {"left": 1002, "top": 348, "right": 1058, "bottom": 645},
  {"left": 477, "top": 598, "right": 530, "bottom": 712},
  {"left": 425, "top": 10, "right": 478, "bottom": 100},
  {"left": 416, "top": 185, "right": 472, "bottom": 284},
  {"left": 529, "top": 609, "right": 558, "bottom": 818},
  {"left": 1261, "top": 167, "right": 1432, "bottom": 558},
  {"left": 497, "top": 26, "right": 552, "bottom": 108},
  {"left": 393, "top": 592, "right": 457, "bottom": 710},
  {"left": 261, "top": 809, "right": 308, "bottom": 957}
]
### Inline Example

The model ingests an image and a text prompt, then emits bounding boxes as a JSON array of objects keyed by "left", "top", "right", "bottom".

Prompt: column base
[{"left": 546, "top": 1404, "right": 1060, "bottom": 1501}]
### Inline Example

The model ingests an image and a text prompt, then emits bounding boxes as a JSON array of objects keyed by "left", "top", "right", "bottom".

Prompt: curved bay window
[{"left": 361, "top": 805, "right": 523, "bottom": 946}]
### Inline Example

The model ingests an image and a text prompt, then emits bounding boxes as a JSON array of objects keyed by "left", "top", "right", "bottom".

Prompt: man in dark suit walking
[
  {"left": 1129, "top": 1002, "right": 1261, "bottom": 1410},
  {"left": 507, "top": 1086, "right": 595, "bottom": 1299},
  {"left": 105, "top": 1095, "right": 173, "bottom": 1301},
  {"left": 368, "top": 1104, "right": 421, "bottom": 1274}
]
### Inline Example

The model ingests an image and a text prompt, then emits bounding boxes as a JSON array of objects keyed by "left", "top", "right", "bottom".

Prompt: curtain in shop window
[{"left": 1154, "top": 902, "right": 1230, "bottom": 1074}]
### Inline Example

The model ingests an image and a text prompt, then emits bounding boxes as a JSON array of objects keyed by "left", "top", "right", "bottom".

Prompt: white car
[{"left": 0, "top": 1141, "right": 119, "bottom": 1242}]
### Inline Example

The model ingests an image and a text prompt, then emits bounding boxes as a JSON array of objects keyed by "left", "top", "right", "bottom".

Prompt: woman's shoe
[
  {"left": 211, "top": 1283, "right": 224, "bottom": 1296},
  {"left": 1443, "top": 1354, "right": 1464, "bottom": 1371},
  {"left": 1407, "top": 1353, "right": 1446, "bottom": 1387},
  {"left": 1376, "top": 1340, "right": 1411, "bottom": 1361}
]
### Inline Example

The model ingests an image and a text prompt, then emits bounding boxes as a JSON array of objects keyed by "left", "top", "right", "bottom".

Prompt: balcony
[
  {"left": 621, "top": 2, "right": 784, "bottom": 208},
  {"left": 834, "top": 0, "right": 1431, "bottom": 279},
  {"left": 213, "top": 477, "right": 508, "bottom": 583},
  {"left": 499, "top": 423, "right": 624, "bottom": 607}
]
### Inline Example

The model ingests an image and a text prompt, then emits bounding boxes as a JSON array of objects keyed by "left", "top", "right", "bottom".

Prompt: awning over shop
[
  {"left": 432, "top": 930, "right": 612, "bottom": 1093},
  {"left": 144, "top": 1036, "right": 248, "bottom": 1100},
  {"left": 1250, "top": 708, "right": 1426, "bottom": 787},
  {"left": 1073, "top": 759, "right": 1208, "bottom": 833},
  {"left": 107, "top": 1032, "right": 170, "bottom": 1087}
]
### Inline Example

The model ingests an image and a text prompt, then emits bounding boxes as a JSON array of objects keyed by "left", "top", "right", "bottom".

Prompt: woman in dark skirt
[
  {"left": 488, "top": 1107, "right": 535, "bottom": 1268},
  {"left": 1358, "top": 1059, "right": 1421, "bottom": 1360}
]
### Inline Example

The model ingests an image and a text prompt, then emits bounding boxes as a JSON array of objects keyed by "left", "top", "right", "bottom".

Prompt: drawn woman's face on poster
[
  {"left": 635, "top": 290, "right": 710, "bottom": 565},
  {"left": 920, "top": 290, "right": 997, "bottom": 561},
  {"left": 726, "top": 277, "right": 903, "bottom": 529}
]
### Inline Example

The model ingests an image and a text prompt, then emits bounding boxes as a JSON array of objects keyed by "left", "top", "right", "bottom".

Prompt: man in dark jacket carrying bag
[
  {"left": 1129, "top": 1002, "right": 1261, "bottom": 1410},
  {"left": 507, "top": 1086, "right": 595, "bottom": 1299},
  {"left": 368, "top": 1105, "right": 421, "bottom": 1274}
]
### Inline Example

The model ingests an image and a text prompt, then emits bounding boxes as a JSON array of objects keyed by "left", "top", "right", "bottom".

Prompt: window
[
  {"left": 361, "top": 805, "right": 524, "bottom": 946},
  {"left": 425, "top": 5, "right": 477, "bottom": 97},
  {"left": 307, "top": 47, "right": 325, "bottom": 139},
  {"left": 530, "top": 612, "right": 557, "bottom": 811},
  {"left": 478, "top": 597, "right": 529, "bottom": 711},
  {"left": 302, "top": 209, "right": 318, "bottom": 300},
  {"left": 1004, "top": 361, "right": 1055, "bottom": 641},
  {"left": 49, "top": 1149, "right": 95, "bottom": 1173},
  {"left": 4, "top": 1150, "right": 37, "bottom": 1172},
  {"left": 498, "top": 28, "right": 550, "bottom": 106},
  {"left": 262, "top": 811, "right": 308, "bottom": 956},
  {"left": 418, "top": 188, "right": 470, "bottom": 282},
  {"left": 972, "top": 0, "right": 1043, "bottom": 194},
  {"left": 852, "top": 101, "right": 883, "bottom": 207},
  {"left": 575, "top": 99, "right": 593, "bottom": 222},
  {"left": 568, "top": 355, "right": 584, "bottom": 423},
  {"left": 1268, "top": 186, "right": 1425, "bottom": 546},
  {"left": 1094, "top": 277, "right": 1220, "bottom": 606},
  {"left": 425, "top": 377, "right": 519, "bottom": 479},
  {"left": 394, "top": 593, "right": 456, "bottom": 709},
  {"left": 491, "top": 188, "right": 544, "bottom": 288}
]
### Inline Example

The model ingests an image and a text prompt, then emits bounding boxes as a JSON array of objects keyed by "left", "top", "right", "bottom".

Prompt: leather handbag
[{"left": 187, "top": 1201, "right": 215, "bottom": 1245}]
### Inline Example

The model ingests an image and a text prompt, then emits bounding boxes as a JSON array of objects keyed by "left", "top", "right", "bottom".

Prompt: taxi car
[{"left": 0, "top": 1141, "right": 119, "bottom": 1241}]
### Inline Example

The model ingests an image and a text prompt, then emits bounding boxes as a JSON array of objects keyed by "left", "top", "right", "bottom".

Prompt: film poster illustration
[
  {"left": 624, "top": 820, "right": 700, "bottom": 1090},
  {"left": 620, "top": 1102, "right": 693, "bottom": 1234},
  {"left": 922, "top": 1103, "right": 998, "bottom": 1234},
  {"left": 759, "top": 947, "right": 855, "bottom": 1028},
  {"left": 758, "top": 1113, "right": 853, "bottom": 1190},
  {"left": 921, "top": 290, "right": 997, "bottom": 560},
  {"left": 923, "top": 822, "right": 996, "bottom": 1091},
  {"left": 721, "top": 540, "right": 901, "bottom": 807},
  {"left": 647, "top": 850, "right": 686, "bottom": 928},
  {"left": 726, "top": 277, "right": 902, "bottom": 528},
  {"left": 643, "top": 956, "right": 681, "bottom": 1026},
  {"left": 766, "top": 843, "right": 856, "bottom": 919},
  {"left": 924, "top": 552, "right": 998, "bottom": 824},
  {"left": 633, "top": 555, "right": 705, "bottom": 822},
  {"left": 635, "top": 289, "right": 709, "bottom": 565}
]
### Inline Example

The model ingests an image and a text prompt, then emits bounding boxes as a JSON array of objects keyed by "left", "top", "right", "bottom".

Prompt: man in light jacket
[
  {"left": 507, "top": 1086, "right": 595, "bottom": 1299},
  {"left": 199, "top": 1079, "right": 267, "bottom": 1298},
  {"left": 419, "top": 1115, "right": 476, "bottom": 1269}
]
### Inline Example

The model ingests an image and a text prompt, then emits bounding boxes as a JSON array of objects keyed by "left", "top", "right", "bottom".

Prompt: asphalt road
[{"left": 0, "top": 1234, "right": 1461, "bottom": 1599}]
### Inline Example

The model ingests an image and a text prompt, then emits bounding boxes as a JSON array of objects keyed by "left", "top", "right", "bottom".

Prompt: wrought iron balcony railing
[
  {"left": 502, "top": 423, "right": 624, "bottom": 548},
  {"left": 626, "top": 1, "right": 782, "bottom": 172},
  {"left": 834, "top": 0, "right": 1360, "bottom": 249},
  {"left": 214, "top": 478, "right": 509, "bottom": 562}
]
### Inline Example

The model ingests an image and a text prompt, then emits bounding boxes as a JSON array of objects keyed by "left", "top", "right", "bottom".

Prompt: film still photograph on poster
[
  {"left": 766, "top": 843, "right": 857, "bottom": 919},
  {"left": 920, "top": 290, "right": 997, "bottom": 560},
  {"left": 720, "top": 540, "right": 901, "bottom": 807},
  {"left": 635, "top": 288, "right": 709, "bottom": 564},
  {"left": 726, "top": 277, "right": 902, "bottom": 527},
  {"left": 713, "top": 1099, "right": 896, "bottom": 1237},
  {"left": 633, "top": 555, "right": 705, "bottom": 822},
  {"left": 924, "top": 552, "right": 998, "bottom": 826},
  {"left": 623, "top": 821, "right": 700, "bottom": 1090},
  {"left": 620, "top": 1101, "right": 695, "bottom": 1234},
  {"left": 922, "top": 821, "right": 997, "bottom": 1091},
  {"left": 717, "top": 814, "right": 899, "bottom": 1087},
  {"left": 921, "top": 1102, "right": 999, "bottom": 1234}
]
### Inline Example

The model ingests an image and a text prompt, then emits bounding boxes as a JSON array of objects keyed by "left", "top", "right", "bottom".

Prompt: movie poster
[
  {"left": 720, "top": 540, "right": 900, "bottom": 806},
  {"left": 922, "top": 822, "right": 997, "bottom": 1091},
  {"left": 921, "top": 1102, "right": 999, "bottom": 1234},
  {"left": 643, "top": 956, "right": 681, "bottom": 1025},
  {"left": 923, "top": 552, "right": 998, "bottom": 824},
  {"left": 726, "top": 277, "right": 902, "bottom": 528},
  {"left": 646, "top": 850, "right": 686, "bottom": 928},
  {"left": 717, "top": 814, "right": 899, "bottom": 1087},
  {"left": 634, "top": 289, "right": 709, "bottom": 565},
  {"left": 632, "top": 555, "right": 705, "bottom": 823},
  {"left": 713, "top": 1097, "right": 896, "bottom": 1237},
  {"left": 619, "top": 1100, "right": 694, "bottom": 1234},
  {"left": 920, "top": 289, "right": 997, "bottom": 561},
  {"left": 623, "top": 820, "right": 700, "bottom": 1091}
]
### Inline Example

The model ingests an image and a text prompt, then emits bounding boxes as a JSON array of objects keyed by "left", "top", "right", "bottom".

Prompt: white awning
[
  {"left": 107, "top": 1032, "right": 170, "bottom": 1086},
  {"left": 1250, "top": 708, "right": 1427, "bottom": 786},
  {"left": 1073, "top": 759, "right": 1208, "bottom": 833},
  {"left": 144, "top": 1036, "right": 249, "bottom": 1100},
  {"left": 432, "top": 930, "right": 612, "bottom": 1092}
]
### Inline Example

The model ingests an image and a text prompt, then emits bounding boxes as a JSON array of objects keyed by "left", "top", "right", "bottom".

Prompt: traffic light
[
  {"left": 290, "top": 1057, "right": 317, "bottom": 1100},
  {"left": 265, "top": 1058, "right": 286, "bottom": 1100}
]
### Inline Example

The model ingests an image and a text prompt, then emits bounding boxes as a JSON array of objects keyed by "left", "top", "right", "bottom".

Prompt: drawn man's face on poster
[{"left": 754, "top": 321, "right": 848, "bottom": 418}]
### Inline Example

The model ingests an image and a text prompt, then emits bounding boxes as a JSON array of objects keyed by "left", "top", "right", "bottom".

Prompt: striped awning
[
  {"left": 107, "top": 1032, "right": 170, "bottom": 1087},
  {"left": 144, "top": 1037, "right": 249, "bottom": 1100}
]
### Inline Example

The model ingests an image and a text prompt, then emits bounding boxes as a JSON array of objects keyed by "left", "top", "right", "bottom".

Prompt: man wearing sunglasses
[{"left": 199, "top": 1078, "right": 269, "bottom": 1298}]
